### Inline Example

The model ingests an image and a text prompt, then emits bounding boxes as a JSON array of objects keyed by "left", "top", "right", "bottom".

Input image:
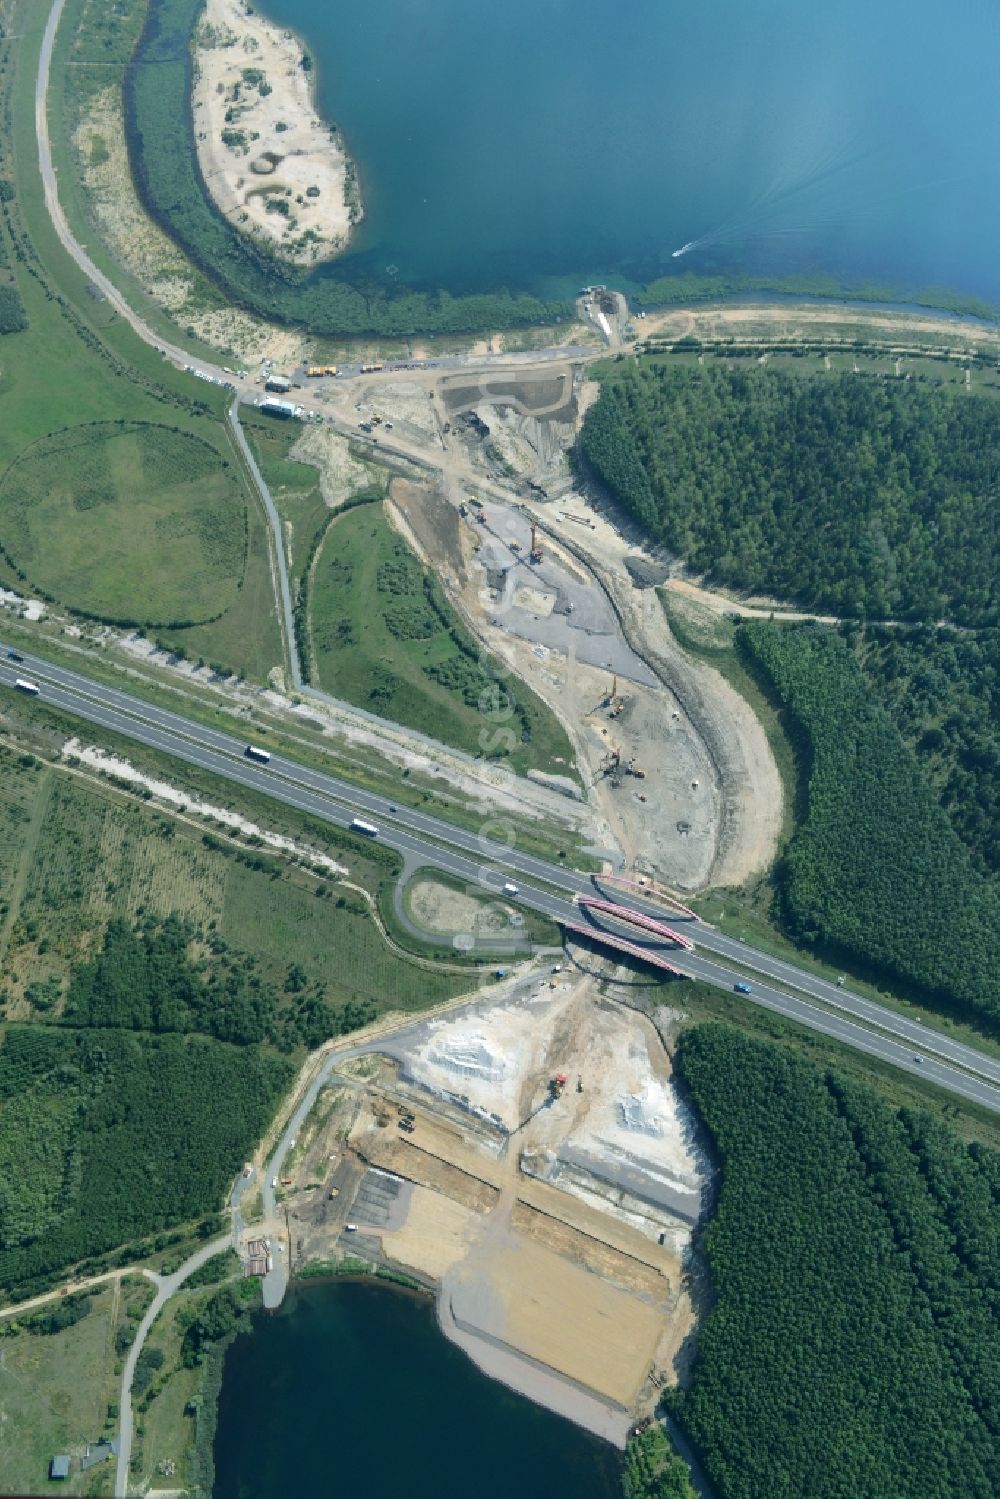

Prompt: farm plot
[{"left": 0, "top": 421, "right": 246, "bottom": 625}]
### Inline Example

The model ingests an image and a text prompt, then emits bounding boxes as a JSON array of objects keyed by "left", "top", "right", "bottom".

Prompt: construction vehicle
[
  {"left": 603, "top": 674, "right": 625, "bottom": 717},
  {"left": 549, "top": 1073, "right": 568, "bottom": 1100},
  {"left": 360, "top": 363, "right": 383, "bottom": 373},
  {"left": 529, "top": 524, "right": 543, "bottom": 564},
  {"left": 625, "top": 759, "right": 647, "bottom": 779},
  {"left": 399, "top": 1118, "right": 415, "bottom": 1133},
  {"left": 602, "top": 746, "right": 623, "bottom": 788},
  {"left": 306, "top": 364, "right": 338, "bottom": 377},
  {"left": 576, "top": 1076, "right": 584, "bottom": 1093},
  {"left": 458, "top": 503, "right": 469, "bottom": 517},
  {"left": 509, "top": 540, "right": 521, "bottom": 552}
]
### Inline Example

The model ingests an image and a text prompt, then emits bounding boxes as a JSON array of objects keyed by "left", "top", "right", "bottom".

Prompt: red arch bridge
[
  {"left": 575, "top": 897, "right": 696, "bottom": 951},
  {"left": 562, "top": 923, "right": 687, "bottom": 977},
  {"left": 562, "top": 896, "right": 697, "bottom": 975}
]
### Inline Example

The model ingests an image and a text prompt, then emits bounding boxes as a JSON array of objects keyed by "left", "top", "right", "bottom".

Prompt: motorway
[{"left": 4, "top": 643, "right": 1000, "bottom": 1116}]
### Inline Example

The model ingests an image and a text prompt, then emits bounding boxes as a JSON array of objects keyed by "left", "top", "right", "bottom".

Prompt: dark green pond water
[{"left": 213, "top": 1280, "right": 623, "bottom": 1498}]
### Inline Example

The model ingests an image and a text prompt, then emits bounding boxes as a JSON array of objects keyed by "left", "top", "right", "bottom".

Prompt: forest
[
  {"left": 738, "top": 622, "right": 1000, "bottom": 1031},
  {"left": 848, "top": 623, "right": 999, "bottom": 882},
  {"left": 579, "top": 363, "right": 999, "bottom": 624},
  {"left": 64, "top": 913, "right": 376, "bottom": 1051},
  {"left": 0, "top": 1024, "right": 292, "bottom": 1298},
  {"left": 672, "top": 1024, "right": 1000, "bottom": 1499},
  {"left": 621, "top": 1426, "right": 696, "bottom": 1499}
]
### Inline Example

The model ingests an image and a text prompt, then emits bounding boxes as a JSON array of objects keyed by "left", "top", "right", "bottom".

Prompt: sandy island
[{"left": 191, "top": 0, "right": 361, "bottom": 266}]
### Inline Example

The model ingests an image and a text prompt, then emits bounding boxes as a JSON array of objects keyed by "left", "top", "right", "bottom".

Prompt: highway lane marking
[
  {"left": 686, "top": 956, "right": 1000, "bottom": 1112},
  {"left": 0, "top": 655, "right": 587, "bottom": 886},
  {"left": 4, "top": 664, "right": 999, "bottom": 1110},
  {"left": 695, "top": 932, "right": 1000, "bottom": 1084}
]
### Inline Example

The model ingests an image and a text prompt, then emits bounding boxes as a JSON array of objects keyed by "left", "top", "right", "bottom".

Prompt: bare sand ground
[
  {"left": 193, "top": 0, "right": 357, "bottom": 266},
  {"left": 407, "top": 877, "right": 519, "bottom": 938},
  {"left": 375, "top": 370, "right": 785, "bottom": 888},
  {"left": 440, "top": 1301, "right": 632, "bottom": 1447},
  {"left": 72, "top": 85, "right": 311, "bottom": 366},
  {"left": 379, "top": 1186, "right": 482, "bottom": 1280},
  {"left": 446, "top": 1230, "right": 663, "bottom": 1406}
]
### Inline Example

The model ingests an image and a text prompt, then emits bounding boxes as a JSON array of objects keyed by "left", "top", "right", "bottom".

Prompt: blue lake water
[
  {"left": 212, "top": 1280, "right": 622, "bottom": 1499},
  {"left": 256, "top": 0, "right": 1000, "bottom": 303}
]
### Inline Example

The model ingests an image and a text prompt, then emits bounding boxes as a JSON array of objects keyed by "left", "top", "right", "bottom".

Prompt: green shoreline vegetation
[
  {"left": 125, "top": 0, "right": 571, "bottom": 337},
  {"left": 119, "top": 0, "right": 999, "bottom": 339}
]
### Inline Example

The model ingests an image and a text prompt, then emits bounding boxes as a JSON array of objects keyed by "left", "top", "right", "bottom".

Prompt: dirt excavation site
[
  {"left": 280, "top": 973, "right": 709, "bottom": 1445},
  {"left": 298, "top": 357, "right": 783, "bottom": 891}
]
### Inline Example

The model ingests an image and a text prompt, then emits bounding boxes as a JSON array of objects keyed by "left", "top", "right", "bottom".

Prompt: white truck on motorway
[
  {"left": 244, "top": 744, "right": 271, "bottom": 764},
  {"left": 351, "top": 817, "right": 379, "bottom": 837},
  {"left": 14, "top": 678, "right": 39, "bottom": 695},
  {"left": 502, "top": 881, "right": 519, "bottom": 896}
]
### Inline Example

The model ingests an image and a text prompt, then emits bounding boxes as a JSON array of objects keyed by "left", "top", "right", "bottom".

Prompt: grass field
[
  {"left": 0, "top": 761, "right": 467, "bottom": 1022},
  {"left": 0, "top": 422, "right": 246, "bottom": 625},
  {"left": 633, "top": 340, "right": 1000, "bottom": 399},
  {"left": 310, "top": 505, "right": 578, "bottom": 777},
  {"left": 0, "top": 4, "right": 282, "bottom": 679},
  {"left": 128, "top": 1281, "right": 217, "bottom": 1494},
  {"left": 242, "top": 416, "right": 332, "bottom": 582},
  {"left": 0, "top": 1281, "right": 121, "bottom": 1496}
]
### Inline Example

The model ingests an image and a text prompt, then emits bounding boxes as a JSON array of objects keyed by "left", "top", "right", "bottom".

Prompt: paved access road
[
  {"left": 114, "top": 1233, "right": 231, "bottom": 1497},
  {"left": 3, "top": 646, "right": 1000, "bottom": 1115}
]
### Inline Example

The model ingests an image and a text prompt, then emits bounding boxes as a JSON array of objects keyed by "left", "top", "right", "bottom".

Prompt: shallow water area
[
  {"left": 213, "top": 1279, "right": 623, "bottom": 1498},
  {"left": 256, "top": 0, "right": 1000, "bottom": 302}
]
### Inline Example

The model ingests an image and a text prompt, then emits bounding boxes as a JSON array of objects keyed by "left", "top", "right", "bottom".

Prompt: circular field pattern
[{"left": 0, "top": 422, "right": 247, "bottom": 624}]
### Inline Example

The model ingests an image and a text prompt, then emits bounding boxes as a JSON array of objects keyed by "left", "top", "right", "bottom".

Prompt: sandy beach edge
[{"left": 191, "top": 0, "right": 362, "bottom": 267}]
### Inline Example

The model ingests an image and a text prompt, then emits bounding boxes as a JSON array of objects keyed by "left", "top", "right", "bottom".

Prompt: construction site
[
  {"left": 274, "top": 970, "right": 709, "bottom": 1446},
  {"left": 293, "top": 353, "right": 782, "bottom": 892}
]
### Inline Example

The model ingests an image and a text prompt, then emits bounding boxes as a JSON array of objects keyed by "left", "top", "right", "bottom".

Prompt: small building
[
  {"left": 49, "top": 1455, "right": 71, "bottom": 1480},
  {"left": 257, "top": 397, "right": 302, "bottom": 420},
  {"left": 80, "top": 1438, "right": 118, "bottom": 1472}
]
